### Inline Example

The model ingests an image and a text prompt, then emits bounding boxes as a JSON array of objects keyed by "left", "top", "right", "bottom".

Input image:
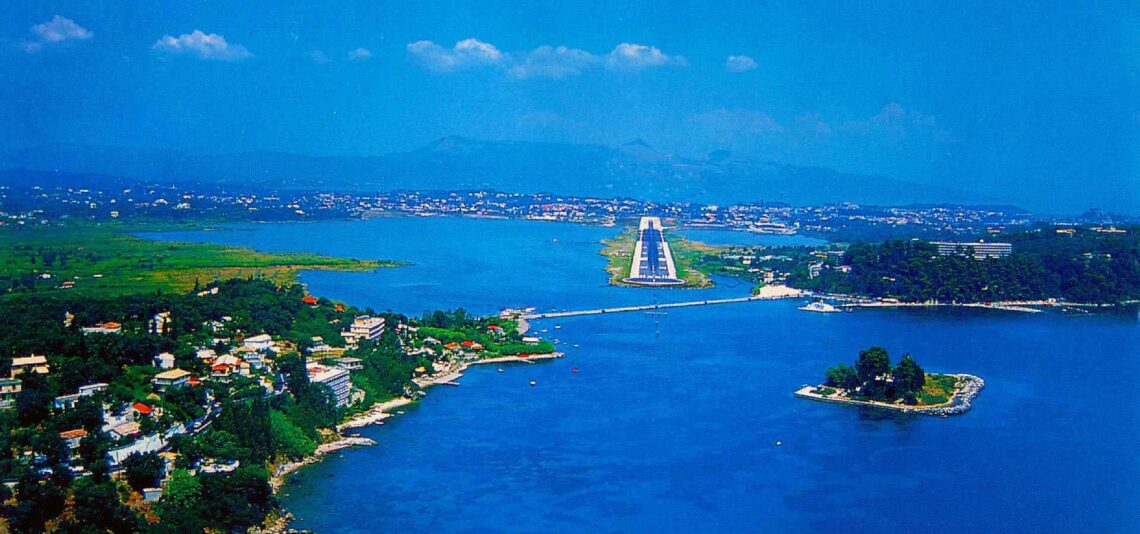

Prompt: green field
[
  {"left": 0, "top": 225, "right": 395, "bottom": 297},
  {"left": 920, "top": 373, "right": 961, "bottom": 405}
]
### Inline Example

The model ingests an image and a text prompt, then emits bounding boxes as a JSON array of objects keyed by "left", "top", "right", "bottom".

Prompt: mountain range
[{"left": 1, "top": 137, "right": 983, "bottom": 206}]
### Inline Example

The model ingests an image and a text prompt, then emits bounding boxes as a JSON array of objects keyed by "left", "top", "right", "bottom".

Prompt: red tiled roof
[
  {"left": 59, "top": 429, "right": 88, "bottom": 440},
  {"left": 132, "top": 402, "right": 153, "bottom": 415},
  {"left": 301, "top": 296, "right": 318, "bottom": 304}
]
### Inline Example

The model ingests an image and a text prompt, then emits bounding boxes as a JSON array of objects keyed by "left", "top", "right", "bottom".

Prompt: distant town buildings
[{"left": 931, "top": 241, "right": 1013, "bottom": 259}]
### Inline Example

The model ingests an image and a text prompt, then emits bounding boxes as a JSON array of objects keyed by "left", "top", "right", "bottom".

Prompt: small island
[{"left": 796, "top": 347, "right": 983, "bottom": 416}]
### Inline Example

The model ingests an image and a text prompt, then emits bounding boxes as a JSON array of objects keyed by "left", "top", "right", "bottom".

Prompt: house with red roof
[{"left": 301, "top": 295, "right": 319, "bottom": 306}]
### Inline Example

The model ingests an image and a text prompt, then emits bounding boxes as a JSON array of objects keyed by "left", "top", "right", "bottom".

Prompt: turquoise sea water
[{"left": 147, "top": 218, "right": 1139, "bottom": 533}]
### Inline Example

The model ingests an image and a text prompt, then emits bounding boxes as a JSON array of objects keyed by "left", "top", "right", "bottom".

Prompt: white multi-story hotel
[
  {"left": 308, "top": 363, "right": 352, "bottom": 407},
  {"left": 343, "top": 315, "right": 385, "bottom": 347}
]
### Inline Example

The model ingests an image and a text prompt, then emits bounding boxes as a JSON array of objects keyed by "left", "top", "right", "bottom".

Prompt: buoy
[{"left": 571, "top": 368, "right": 579, "bottom": 374}]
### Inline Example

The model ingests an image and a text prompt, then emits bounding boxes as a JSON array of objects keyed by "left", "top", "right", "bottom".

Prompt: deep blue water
[{"left": 146, "top": 218, "right": 1139, "bottom": 533}]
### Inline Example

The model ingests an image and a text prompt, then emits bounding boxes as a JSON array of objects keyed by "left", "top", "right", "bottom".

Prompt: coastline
[
  {"left": 807, "top": 293, "right": 1112, "bottom": 313},
  {"left": 794, "top": 374, "right": 985, "bottom": 416},
  {"left": 270, "top": 352, "right": 565, "bottom": 493}
]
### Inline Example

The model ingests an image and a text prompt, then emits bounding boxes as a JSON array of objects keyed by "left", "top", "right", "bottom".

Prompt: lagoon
[{"left": 146, "top": 217, "right": 1139, "bottom": 533}]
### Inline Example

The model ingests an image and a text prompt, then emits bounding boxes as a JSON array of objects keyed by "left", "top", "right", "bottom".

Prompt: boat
[
  {"left": 497, "top": 368, "right": 504, "bottom": 373},
  {"left": 573, "top": 344, "right": 580, "bottom": 348},
  {"left": 798, "top": 301, "right": 840, "bottom": 313},
  {"left": 529, "top": 380, "right": 537, "bottom": 387}
]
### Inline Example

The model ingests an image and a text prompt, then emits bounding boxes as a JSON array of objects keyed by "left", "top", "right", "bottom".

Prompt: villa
[
  {"left": 10, "top": 355, "right": 50, "bottom": 377},
  {"left": 243, "top": 333, "right": 273, "bottom": 351},
  {"left": 153, "top": 369, "right": 191, "bottom": 390}
]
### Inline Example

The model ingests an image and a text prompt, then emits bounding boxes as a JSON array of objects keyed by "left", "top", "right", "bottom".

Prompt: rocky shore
[{"left": 270, "top": 436, "right": 377, "bottom": 492}]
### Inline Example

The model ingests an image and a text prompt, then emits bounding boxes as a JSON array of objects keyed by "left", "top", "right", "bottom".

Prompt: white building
[
  {"left": 243, "top": 333, "right": 273, "bottom": 351},
  {"left": 153, "top": 352, "right": 176, "bottom": 370},
  {"left": 10, "top": 355, "right": 50, "bottom": 377},
  {"left": 343, "top": 315, "right": 385, "bottom": 347},
  {"left": 307, "top": 363, "right": 352, "bottom": 407}
]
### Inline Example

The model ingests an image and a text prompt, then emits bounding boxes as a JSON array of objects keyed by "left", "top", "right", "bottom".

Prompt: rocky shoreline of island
[{"left": 796, "top": 373, "right": 985, "bottom": 416}]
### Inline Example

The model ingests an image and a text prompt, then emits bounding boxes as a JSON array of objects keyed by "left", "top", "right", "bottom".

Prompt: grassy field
[
  {"left": 0, "top": 225, "right": 395, "bottom": 297},
  {"left": 920, "top": 373, "right": 961, "bottom": 405},
  {"left": 600, "top": 226, "right": 714, "bottom": 288}
]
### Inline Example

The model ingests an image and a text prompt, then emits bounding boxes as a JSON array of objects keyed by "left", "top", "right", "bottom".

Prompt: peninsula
[{"left": 796, "top": 347, "right": 983, "bottom": 416}]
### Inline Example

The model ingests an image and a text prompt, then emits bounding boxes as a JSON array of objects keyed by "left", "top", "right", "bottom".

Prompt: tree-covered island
[{"left": 796, "top": 347, "right": 984, "bottom": 415}]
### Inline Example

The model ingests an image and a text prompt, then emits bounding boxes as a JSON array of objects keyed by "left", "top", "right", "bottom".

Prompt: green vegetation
[
  {"left": 600, "top": 227, "right": 713, "bottom": 288},
  {"left": 792, "top": 227, "right": 1140, "bottom": 304},
  {"left": 0, "top": 278, "right": 548, "bottom": 531},
  {"left": 823, "top": 347, "right": 958, "bottom": 406},
  {"left": 0, "top": 225, "right": 394, "bottom": 298}
]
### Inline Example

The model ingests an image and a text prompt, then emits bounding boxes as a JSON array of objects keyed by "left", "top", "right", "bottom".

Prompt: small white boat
[
  {"left": 498, "top": 368, "right": 504, "bottom": 373},
  {"left": 529, "top": 380, "right": 537, "bottom": 387},
  {"left": 799, "top": 301, "right": 840, "bottom": 313}
]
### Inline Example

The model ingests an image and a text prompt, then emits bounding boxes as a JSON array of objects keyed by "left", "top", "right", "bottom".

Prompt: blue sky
[{"left": 1, "top": 1, "right": 1137, "bottom": 213}]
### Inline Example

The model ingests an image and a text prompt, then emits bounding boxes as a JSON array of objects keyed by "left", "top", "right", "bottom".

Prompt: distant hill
[{"left": 1, "top": 138, "right": 983, "bottom": 206}]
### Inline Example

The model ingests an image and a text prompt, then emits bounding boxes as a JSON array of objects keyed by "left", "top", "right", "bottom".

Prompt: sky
[{"left": 0, "top": 1, "right": 1137, "bottom": 213}]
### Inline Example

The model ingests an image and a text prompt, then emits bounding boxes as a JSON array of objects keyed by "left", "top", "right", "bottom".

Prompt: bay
[{"left": 145, "top": 217, "right": 1140, "bottom": 533}]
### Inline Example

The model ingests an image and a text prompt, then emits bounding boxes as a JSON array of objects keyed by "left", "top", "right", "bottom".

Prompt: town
[{"left": 8, "top": 176, "right": 1122, "bottom": 243}]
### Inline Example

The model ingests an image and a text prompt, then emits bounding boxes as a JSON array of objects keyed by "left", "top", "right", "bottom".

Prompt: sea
[{"left": 146, "top": 217, "right": 1139, "bottom": 533}]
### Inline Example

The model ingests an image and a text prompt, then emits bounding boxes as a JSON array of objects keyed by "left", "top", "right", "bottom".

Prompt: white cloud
[
  {"left": 22, "top": 15, "right": 91, "bottom": 53},
  {"left": 153, "top": 30, "right": 252, "bottom": 61},
  {"left": 605, "top": 43, "right": 684, "bottom": 71},
  {"left": 407, "top": 39, "right": 686, "bottom": 77},
  {"left": 508, "top": 45, "right": 599, "bottom": 79},
  {"left": 725, "top": 55, "right": 757, "bottom": 73},
  {"left": 347, "top": 47, "right": 372, "bottom": 62},
  {"left": 407, "top": 38, "right": 502, "bottom": 72}
]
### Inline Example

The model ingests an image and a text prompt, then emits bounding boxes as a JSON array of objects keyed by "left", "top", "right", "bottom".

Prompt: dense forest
[{"left": 791, "top": 226, "right": 1140, "bottom": 303}]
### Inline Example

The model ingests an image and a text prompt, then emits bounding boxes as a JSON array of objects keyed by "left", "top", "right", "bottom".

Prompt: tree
[
  {"left": 856, "top": 347, "right": 891, "bottom": 384},
  {"left": 825, "top": 363, "right": 860, "bottom": 390},
  {"left": 891, "top": 354, "right": 926, "bottom": 397},
  {"left": 270, "top": 409, "right": 316, "bottom": 459},
  {"left": 57, "top": 477, "right": 140, "bottom": 533},
  {"left": 122, "top": 452, "right": 164, "bottom": 492}
]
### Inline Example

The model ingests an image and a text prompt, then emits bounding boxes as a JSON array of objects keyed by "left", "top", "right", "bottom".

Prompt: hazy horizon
[{"left": 1, "top": 1, "right": 1137, "bottom": 213}]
